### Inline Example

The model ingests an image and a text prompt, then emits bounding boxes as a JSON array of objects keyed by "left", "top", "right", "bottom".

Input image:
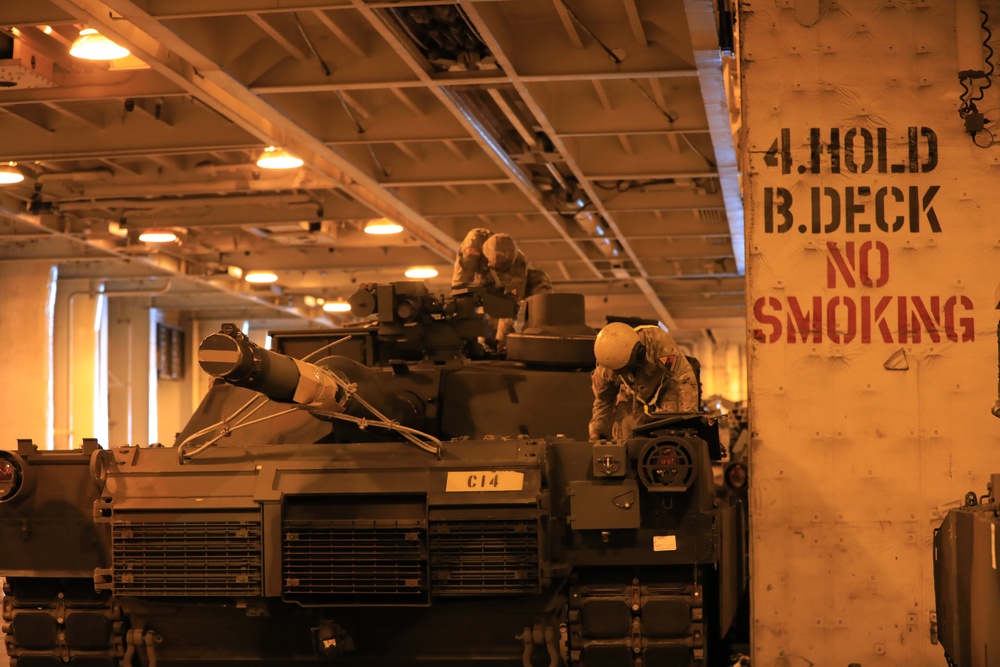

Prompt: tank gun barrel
[
  {"left": 198, "top": 323, "right": 348, "bottom": 412},
  {"left": 197, "top": 323, "right": 424, "bottom": 433}
]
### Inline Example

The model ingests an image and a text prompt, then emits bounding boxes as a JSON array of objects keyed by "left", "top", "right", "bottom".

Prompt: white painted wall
[
  {"left": 53, "top": 280, "right": 107, "bottom": 450},
  {"left": 743, "top": 1, "right": 1000, "bottom": 664},
  {"left": 105, "top": 297, "right": 156, "bottom": 447},
  {"left": 0, "top": 263, "right": 56, "bottom": 451}
]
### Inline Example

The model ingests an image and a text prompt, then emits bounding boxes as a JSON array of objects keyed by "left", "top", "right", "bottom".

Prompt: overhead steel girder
[
  {"left": 0, "top": 72, "right": 184, "bottom": 105},
  {"left": 0, "top": 205, "right": 325, "bottom": 323},
  {"left": 348, "top": 0, "right": 605, "bottom": 280},
  {"left": 49, "top": 0, "right": 459, "bottom": 261},
  {"left": 456, "top": 0, "right": 679, "bottom": 330},
  {"left": 683, "top": 0, "right": 745, "bottom": 276}
]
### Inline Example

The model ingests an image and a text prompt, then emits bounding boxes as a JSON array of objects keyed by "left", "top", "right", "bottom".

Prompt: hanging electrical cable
[
  {"left": 293, "top": 12, "right": 333, "bottom": 76},
  {"left": 958, "top": 9, "right": 995, "bottom": 146}
]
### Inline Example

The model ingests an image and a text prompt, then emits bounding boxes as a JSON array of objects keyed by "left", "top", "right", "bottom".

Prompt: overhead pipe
[
  {"left": 100, "top": 280, "right": 173, "bottom": 298},
  {"left": 439, "top": 88, "right": 539, "bottom": 196},
  {"left": 193, "top": 161, "right": 260, "bottom": 175},
  {"left": 243, "top": 223, "right": 422, "bottom": 247},
  {"left": 55, "top": 194, "right": 317, "bottom": 212},
  {"left": 53, "top": 178, "right": 292, "bottom": 198},
  {"left": 35, "top": 168, "right": 115, "bottom": 185}
]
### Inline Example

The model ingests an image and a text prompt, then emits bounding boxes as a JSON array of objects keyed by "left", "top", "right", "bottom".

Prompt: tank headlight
[
  {"left": 724, "top": 462, "right": 748, "bottom": 491},
  {"left": 637, "top": 437, "right": 696, "bottom": 492},
  {"left": 0, "top": 453, "right": 25, "bottom": 502}
]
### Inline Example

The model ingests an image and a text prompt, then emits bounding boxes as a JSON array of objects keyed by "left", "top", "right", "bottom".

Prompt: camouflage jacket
[
  {"left": 589, "top": 326, "right": 699, "bottom": 440},
  {"left": 451, "top": 229, "right": 552, "bottom": 300}
]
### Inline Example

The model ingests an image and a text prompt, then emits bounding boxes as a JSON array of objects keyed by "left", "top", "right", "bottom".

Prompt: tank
[{"left": 0, "top": 282, "right": 749, "bottom": 667}]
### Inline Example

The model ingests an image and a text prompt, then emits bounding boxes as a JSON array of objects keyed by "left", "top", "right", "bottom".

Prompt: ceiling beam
[
  {"left": 0, "top": 73, "right": 185, "bottom": 106},
  {"left": 247, "top": 12, "right": 310, "bottom": 62},
  {"left": 312, "top": 9, "right": 367, "bottom": 57},
  {"left": 51, "top": 0, "right": 460, "bottom": 262},
  {"left": 552, "top": 0, "right": 585, "bottom": 48},
  {"left": 348, "top": 0, "right": 605, "bottom": 279},
  {"left": 459, "top": 0, "right": 679, "bottom": 328},
  {"left": 682, "top": 0, "right": 744, "bottom": 275},
  {"left": 0, "top": 203, "right": 326, "bottom": 323},
  {"left": 622, "top": 0, "right": 648, "bottom": 45},
  {"left": 591, "top": 80, "right": 613, "bottom": 111},
  {"left": 248, "top": 68, "right": 698, "bottom": 94}
]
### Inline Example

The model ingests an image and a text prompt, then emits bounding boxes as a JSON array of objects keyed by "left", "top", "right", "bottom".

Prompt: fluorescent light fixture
[
  {"left": 323, "top": 301, "right": 352, "bottom": 313},
  {"left": 138, "top": 228, "right": 177, "bottom": 243},
  {"left": 70, "top": 28, "right": 130, "bottom": 60},
  {"left": 0, "top": 162, "right": 24, "bottom": 185},
  {"left": 405, "top": 266, "right": 438, "bottom": 279},
  {"left": 364, "top": 217, "right": 403, "bottom": 235},
  {"left": 244, "top": 270, "right": 278, "bottom": 284},
  {"left": 256, "top": 146, "right": 303, "bottom": 169}
]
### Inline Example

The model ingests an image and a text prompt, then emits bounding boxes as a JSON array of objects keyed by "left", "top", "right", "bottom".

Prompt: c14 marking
[{"left": 445, "top": 470, "right": 525, "bottom": 492}]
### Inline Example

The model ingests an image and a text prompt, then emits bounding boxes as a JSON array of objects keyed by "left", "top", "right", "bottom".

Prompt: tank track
[
  {"left": 568, "top": 570, "right": 707, "bottom": 667},
  {"left": 2, "top": 577, "right": 124, "bottom": 667}
]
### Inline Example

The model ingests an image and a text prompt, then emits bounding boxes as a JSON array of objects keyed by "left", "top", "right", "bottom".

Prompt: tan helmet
[
  {"left": 482, "top": 233, "right": 518, "bottom": 272},
  {"left": 594, "top": 322, "right": 640, "bottom": 371}
]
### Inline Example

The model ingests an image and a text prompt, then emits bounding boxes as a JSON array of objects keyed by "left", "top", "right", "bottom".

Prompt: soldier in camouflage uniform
[
  {"left": 451, "top": 228, "right": 493, "bottom": 289},
  {"left": 451, "top": 229, "right": 552, "bottom": 347},
  {"left": 589, "top": 322, "right": 699, "bottom": 441}
]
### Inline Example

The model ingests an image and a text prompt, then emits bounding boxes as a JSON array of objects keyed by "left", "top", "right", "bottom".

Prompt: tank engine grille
[
  {"left": 429, "top": 516, "right": 539, "bottom": 595},
  {"left": 111, "top": 520, "right": 263, "bottom": 596},
  {"left": 282, "top": 520, "right": 427, "bottom": 605}
]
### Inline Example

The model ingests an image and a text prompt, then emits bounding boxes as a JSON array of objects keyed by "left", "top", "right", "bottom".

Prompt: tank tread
[
  {"left": 568, "top": 571, "right": 705, "bottom": 667},
  {"left": 1, "top": 577, "right": 123, "bottom": 667}
]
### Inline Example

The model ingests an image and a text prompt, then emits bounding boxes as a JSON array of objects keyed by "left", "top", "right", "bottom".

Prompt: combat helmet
[
  {"left": 482, "top": 233, "right": 518, "bottom": 271},
  {"left": 594, "top": 322, "right": 641, "bottom": 371}
]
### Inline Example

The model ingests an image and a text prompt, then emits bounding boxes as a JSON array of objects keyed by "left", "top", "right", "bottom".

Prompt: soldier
[
  {"left": 452, "top": 230, "right": 551, "bottom": 296},
  {"left": 451, "top": 227, "right": 493, "bottom": 290},
  {"left": 588, "top": 322, "right": 699, "bottom": 441},
  {"left": 451, "top": 229, "right": 552, "bottom": 347}
]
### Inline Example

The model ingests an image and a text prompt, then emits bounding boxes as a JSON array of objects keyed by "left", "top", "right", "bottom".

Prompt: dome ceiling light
[
  {"left": 404, "top": 266, "right": 438, "bottom": 279},
  {"left": 70, "top": 29, "right": 130, "bottom": 60},
  {"left": 0, "top": 162, "right": 24, "bottom": 185},
  {"left": 244, "top": 270, "right": 279, "bottom": 284},
  {"left": 363, "top": 218, "right": 404, "bottom": 235},
  {"left": 138, "top": 228, "right": 178, "bottom": 243},
  {"left": 256, "top": 146, "right": 303, "bottom": 169}
]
